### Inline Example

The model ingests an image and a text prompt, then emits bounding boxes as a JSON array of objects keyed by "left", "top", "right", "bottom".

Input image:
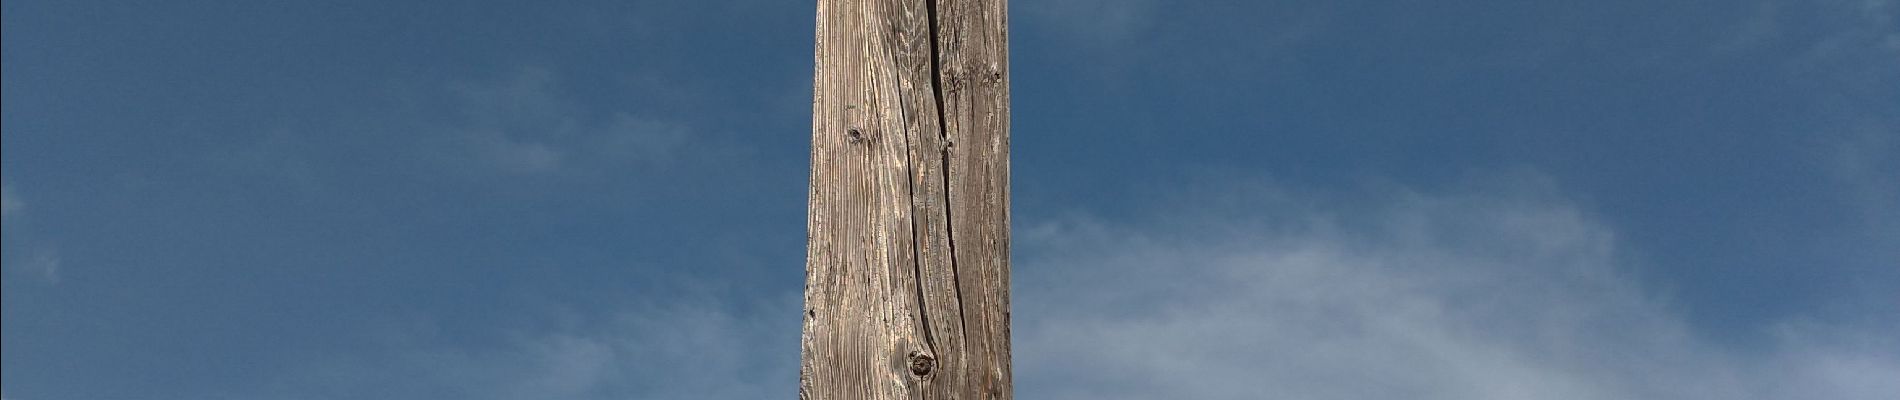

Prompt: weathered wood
[{"left": 801, "top": 0, "right": 1009, "bottom": 398}]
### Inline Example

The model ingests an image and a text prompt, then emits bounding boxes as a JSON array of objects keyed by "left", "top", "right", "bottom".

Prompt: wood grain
[{"left": 801, "top": 0, "right": 1009, "bottom": 398}]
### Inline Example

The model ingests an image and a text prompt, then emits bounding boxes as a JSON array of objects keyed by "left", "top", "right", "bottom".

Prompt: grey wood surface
[{"left": 801, "top": 0, "right": 1009, "bottom": 398}]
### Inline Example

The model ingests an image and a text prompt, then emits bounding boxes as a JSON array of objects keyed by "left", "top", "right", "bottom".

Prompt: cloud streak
[
  {"left": 263, "top": 174, "right": 1896, "bottom": 400},
  {"left": 17, "top": 252, "right": 61, "bottom": 285},
  {"left": 1, "top": 183, "right": 21, "bottom": 218},
  {"left": 435, "top": 67, "right": 690, "bottom": 177},
  {"left": 269, "top": 292, "right": 799, "bottom": 400},
  {"left": 2, "top": 183, "right": 60, "bottom": 285},
  {"left": 1012, "top": 175, "right": 1898, "bottom": 400},
  {"left": 1021, "top": 0, "right": 1156, "bottom": 45}
]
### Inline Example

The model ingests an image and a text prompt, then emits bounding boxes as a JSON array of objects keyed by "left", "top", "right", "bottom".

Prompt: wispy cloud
[
  {"left": 1712, "top": 0, "right": 1783, "bottom": 54},
  {"left": 270, "top": 292, "right": 798, "bottom": 400},
  {"left": 1021, "top": 0, "right": 1157, "bottom": 45},
  {"left": 18, "top": 251, "right": 61, "bottom": 285},
  {"left": 1784, "top": 0, "right": 1900, "bottom": 91},
  {"left": 1012, "top": 174, "right": 1898, "bottom": 400},
  {"left": 435, "top": 68, "right": 690, "bottom": 176},
  {"left": 1, "top": 183, "right": 21, "bottom": 218},
  {"left": 1824, "top": 117, "right": 1900, "bottom": 289},
  {"left": 262, "top": 173, "right": 1896, "bottom": 399},
  {"left": 2, "top": 183, "right": 61, "bottom": 285}
]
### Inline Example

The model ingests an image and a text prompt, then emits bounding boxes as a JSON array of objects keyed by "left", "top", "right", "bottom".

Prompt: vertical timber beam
[{"left": 801, "top": 0, "right": 1009, "bottom": 398}]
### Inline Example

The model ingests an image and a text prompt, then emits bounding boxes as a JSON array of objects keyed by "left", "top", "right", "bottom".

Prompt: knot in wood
[{"left": 907, "top": 350, "right": 936, "bottom": 376}]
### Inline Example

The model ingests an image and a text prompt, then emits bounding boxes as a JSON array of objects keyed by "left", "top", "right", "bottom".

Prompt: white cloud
[
  {"left": 272, "top": 293, "right": 799, "bottom": 400},
  {"left": 264, "top": 174, "right": 1896, "bottom": 400},
  {"left": 482, "top": 135, "right": 568, "bottom": 174},
  {"left": 1022, "top": 0, "right": 1157, "bottom": 45},
  {"left": 1834, "top": 120, "right": 1899, "bottom": 208},
  {"left": 1713, "top": 0, "right": 1782, "bottom": 54},
  {"left": 1012, "top": 175, "right": 1898, "bottom": 400},
  {"left": 5, "top": 250, "right": 62, "bottom": 285},
  {"left": 25, "top": 252, "right": 61, "bottom": 284},
  {"left": 1787, "top": 0, "right": 1900, "bottom": 91},
  {"left": 1762, "top": 323, "right": 1900, "bottom": 399},
  {"left": 436, "top": 68, "right": 691, "bottom": 177},
  {"left": 2, "top": 183, "right": 61, "bottom": 285},
  {"left": 1, "top": 183, "right": 21, "bottom": 218}
]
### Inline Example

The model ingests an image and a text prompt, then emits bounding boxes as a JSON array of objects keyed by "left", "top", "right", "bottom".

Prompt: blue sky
[{"left": 2, "top": 1, "right": 1896, "bottom": 399}]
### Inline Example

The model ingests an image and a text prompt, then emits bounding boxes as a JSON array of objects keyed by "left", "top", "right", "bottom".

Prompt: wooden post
[{"left": 801, "top": 0, "right": 1009, "bottom": 398}]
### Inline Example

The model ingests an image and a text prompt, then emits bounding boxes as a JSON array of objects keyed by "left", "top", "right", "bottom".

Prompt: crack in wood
[
  {"left": 803, "top": 0, "right": 1007, "bottom": 397},
  {"left": 924, "top": 0, "right": 974, "bottom": 356},
  {"left": 892, "top": 37, "right": 939, "bottom": 356}
]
